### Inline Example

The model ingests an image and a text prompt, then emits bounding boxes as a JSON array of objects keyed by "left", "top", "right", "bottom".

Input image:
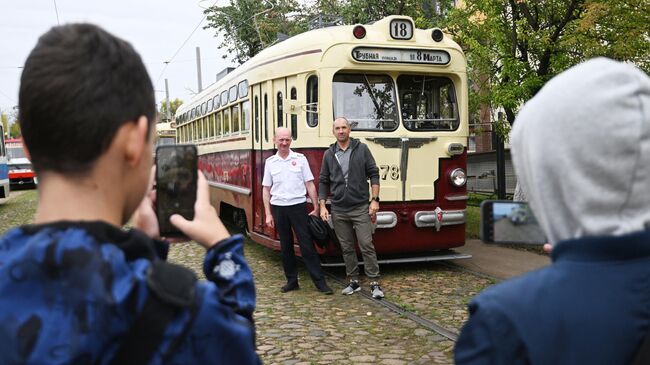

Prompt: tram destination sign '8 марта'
[{"left": 352, "top": 47, "right": 451, "bottom": 65}]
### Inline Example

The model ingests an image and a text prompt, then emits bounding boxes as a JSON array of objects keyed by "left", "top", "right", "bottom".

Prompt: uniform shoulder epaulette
[
  {"left": 265, "top": 155, "right": 277, "bottom": 162},
  {"left": 292, "top": 152, "right": 305, "bottom": 158}
]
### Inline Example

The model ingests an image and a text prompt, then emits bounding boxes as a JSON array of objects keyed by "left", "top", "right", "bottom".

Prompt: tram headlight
[
  {"left": 449, "top": 168, "right": 467, "bottom": 187},
  {"left": 431, "top": 28, "right": 444, "bottom": 42},
  {"left": 353, "top": 25, "right": 366, "bottom": 39}
]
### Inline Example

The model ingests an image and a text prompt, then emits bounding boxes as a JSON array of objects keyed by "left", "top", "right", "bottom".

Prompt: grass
[
  {"left": 465, "top": 205, "right": 480, "bottom": 239},
  {"left": 0, "top": 190, "right": 38, "bottom": 234}
]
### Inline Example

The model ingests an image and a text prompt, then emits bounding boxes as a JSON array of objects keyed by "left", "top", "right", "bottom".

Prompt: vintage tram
[{"left": 174, "top": 15, "right": 469, "bottom": 263}]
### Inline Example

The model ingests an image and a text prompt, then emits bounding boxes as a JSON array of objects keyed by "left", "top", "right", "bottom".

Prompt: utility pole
[
  {"left": 196, "top": 47, "right": 203, "bottom": 93},
  {"left": 494, "top": 112, "right": 506, "bottom": 199},
  {"left": 164, "top": 79, "right": 171, "bottom": 121}
]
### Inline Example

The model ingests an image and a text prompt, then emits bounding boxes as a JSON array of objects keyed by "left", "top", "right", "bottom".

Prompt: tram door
[{"left": 252, "top": 81, "right": 279, "bottom": 239}]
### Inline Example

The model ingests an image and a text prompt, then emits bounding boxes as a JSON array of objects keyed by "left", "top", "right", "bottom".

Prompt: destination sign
[{"left": 352, "top": 47, "right": 450, "bottom": 65}]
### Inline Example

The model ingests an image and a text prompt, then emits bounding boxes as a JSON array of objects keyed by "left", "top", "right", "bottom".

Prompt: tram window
[
  {"left": 221, "top": 91, "right": 228, "bottom": 107},
  {"left": 190, "top": 109, "right": 195, "bottom": 119},
  {"left": 277, "top": 92, "right": 283, "bottom": 127},
  {"left": 216, "top": 112, "right": 223, "bottom": 136},
  {"left": 209, "top": 114, "right": 215, "bottom": 137},
  {"left": 264, "top": 94, "right": 269, "bottom": 142},
  {"left": 223, "top": 109, "right": 231, "bottom": 135},
  {"left": 242, "top": 101, "right": 250, "bottom": 132},
  {"left": 332, "top": 73, "right": 398, "bottom": 131},
  {"left": 207, "top": 99, "right": 213, "bottom": 112},
  {"left": 254, "top": 96, "right": 260, "bottom": 142},
  {"left": 238, "top": 80, "right": 249, "bottom": 98},
  {"left": 229, "top": 86, "right": 238, "bottom": 103},
  {"left": 290, "top": 87, "right": 297, "bottom": 139},
  {"left": 231, "top": 105, "right": 240, "bottom": 133},
  {"left": 397, "top": 75, "right": 459, "bottom": 131},
  {"left": 306, "top": 75, "right": 319, "bottom": 127},
  {"left": 213, "top": 95, "right": 220, "bottom": 109}
]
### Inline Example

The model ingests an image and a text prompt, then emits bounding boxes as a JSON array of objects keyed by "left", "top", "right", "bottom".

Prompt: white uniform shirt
[{"left": 262, "top": 150, "right": 314, "bottom": 206}]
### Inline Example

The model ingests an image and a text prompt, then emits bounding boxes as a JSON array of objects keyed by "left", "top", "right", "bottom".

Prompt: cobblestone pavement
[{"left": 169, "top": 234, "right": 495, "bottom": 364}]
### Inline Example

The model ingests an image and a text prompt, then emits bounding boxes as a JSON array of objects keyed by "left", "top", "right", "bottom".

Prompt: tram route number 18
[{"left": 380, "top": 165, "right": 400, "bottom": 180}]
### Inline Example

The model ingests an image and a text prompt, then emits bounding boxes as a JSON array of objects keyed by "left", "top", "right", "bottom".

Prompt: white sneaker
[
  {"left": 370, "top": 282, "right": 384, "bottom": 299},
  {"left": 341, "top": 280, "right": 361, "bottom": 295}
]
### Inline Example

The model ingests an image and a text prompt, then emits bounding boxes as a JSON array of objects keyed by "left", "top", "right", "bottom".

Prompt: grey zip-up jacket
[{"left": 318, "top": 138, "right": 380, "bottom": 212}]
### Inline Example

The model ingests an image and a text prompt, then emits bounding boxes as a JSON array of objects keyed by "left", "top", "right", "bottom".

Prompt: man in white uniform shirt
[{"left": 262, "top": 128, "right": 333, "bottom": 294}]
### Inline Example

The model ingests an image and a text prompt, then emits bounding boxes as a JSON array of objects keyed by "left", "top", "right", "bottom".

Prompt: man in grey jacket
[{"left": 319, "top": 117, "right": 385, "bottom": 299}]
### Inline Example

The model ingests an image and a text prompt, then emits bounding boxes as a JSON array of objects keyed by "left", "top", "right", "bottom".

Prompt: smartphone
[
  {"left": 155, "top": 144, "right": 198, "bottom": 237},
  {"left": 480, "top": 200, "right": 547, "bottom": 244}
]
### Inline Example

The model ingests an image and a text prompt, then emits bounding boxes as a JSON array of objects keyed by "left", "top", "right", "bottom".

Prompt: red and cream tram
[{"left": 175, "top": 15, "right": 469, "bottom": 263}]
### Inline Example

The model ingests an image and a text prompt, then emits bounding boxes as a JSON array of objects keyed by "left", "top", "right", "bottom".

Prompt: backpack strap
[{"left": 108, "top": 261, "right": 198, "bottom": 365}]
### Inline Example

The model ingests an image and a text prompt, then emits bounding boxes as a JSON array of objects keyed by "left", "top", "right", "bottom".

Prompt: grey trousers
[{"left": 331, "top": 204, "right": 380, "bottom": 280}]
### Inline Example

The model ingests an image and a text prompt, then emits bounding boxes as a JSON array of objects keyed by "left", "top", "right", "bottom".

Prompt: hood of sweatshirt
[{"left": 511, "top": 58, "right": 650, "bottom": 244}]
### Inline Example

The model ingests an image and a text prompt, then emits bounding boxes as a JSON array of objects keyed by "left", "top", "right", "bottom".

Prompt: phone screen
[
  {"left": 480, "top": 200, "right": 547, "bottom": 244},
  {"left": 155, "top": 144, "right": 198, "bottom": 236}
]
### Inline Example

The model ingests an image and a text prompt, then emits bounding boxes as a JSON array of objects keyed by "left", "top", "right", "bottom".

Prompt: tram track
[{"left": 321, "top": 268, "right": 460, "bottom": 342}]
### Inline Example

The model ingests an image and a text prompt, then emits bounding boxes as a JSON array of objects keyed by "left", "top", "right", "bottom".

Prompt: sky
[{"left": 0, "top": 0, "right": 236, "bottom": 118}]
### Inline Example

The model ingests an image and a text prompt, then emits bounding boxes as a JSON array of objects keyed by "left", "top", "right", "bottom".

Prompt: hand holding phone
[
  {"left": 480, "top": 200, "right": 547, "bottom": 244},
  {"left": 156, "top": 145, "right": 198, "bottom": 237}
]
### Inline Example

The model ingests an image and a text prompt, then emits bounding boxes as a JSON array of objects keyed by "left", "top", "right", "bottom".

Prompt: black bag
[{"left": 308, "top": 215, "right": 330, "bottom": 248}]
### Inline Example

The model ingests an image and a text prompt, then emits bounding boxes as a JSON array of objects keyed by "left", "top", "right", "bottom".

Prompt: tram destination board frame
[{"left": 352, "top": 47, "right": 451, "bottom": 65}]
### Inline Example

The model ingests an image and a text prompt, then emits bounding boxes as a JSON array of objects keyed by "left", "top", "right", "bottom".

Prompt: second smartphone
[
  {"left": 155, "top": 144, "right": 198, "bottom": 237},
  {"left": 480, "top": 200, "right": 547, "bottom": 244}
]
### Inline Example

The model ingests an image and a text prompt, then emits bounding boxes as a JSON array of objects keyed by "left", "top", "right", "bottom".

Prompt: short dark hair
[{"left": 18, "top": 23, "right": 155, "bottom": 174}]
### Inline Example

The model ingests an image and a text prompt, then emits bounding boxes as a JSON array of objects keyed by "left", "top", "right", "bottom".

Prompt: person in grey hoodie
[
  {"left": 455, "top": 58, "right": 650, "bottom": 364},
  {"left": 319, "top": 117, "right": 385, "bottom": 299}
]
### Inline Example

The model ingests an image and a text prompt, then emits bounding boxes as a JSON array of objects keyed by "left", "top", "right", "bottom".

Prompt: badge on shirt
[{"left": 292, "top": 161, "right": 297, "bottom": 166}]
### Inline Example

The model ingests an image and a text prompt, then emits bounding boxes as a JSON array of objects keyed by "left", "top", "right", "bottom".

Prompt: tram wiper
[{"left": 362, "top": 74, "right": 384, "bottom": 124}]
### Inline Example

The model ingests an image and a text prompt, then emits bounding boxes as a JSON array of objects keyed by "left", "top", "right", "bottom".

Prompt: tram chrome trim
[
  {"left": 207, "top": 181, "right": 252, "bottom": 195},
  {"left": 414, "top": 208, "right": 465, "bottom": 231},
  {"left": 375, "top": 211, "right": 397, "bottom": 228},
  {"left": 445, "top": 194, "right": 469, "bottom": 201}
]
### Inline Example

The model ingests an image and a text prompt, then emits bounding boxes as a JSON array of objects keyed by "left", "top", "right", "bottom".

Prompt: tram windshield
[
  {"left": 332, "top": 73, "right": 398, "bottom": 131},
  {"left": 7, "top": 146, "right": 26, "bottom": 160},
  {"left": 397, "top": 75, "right": 459, "bottom": 131}
]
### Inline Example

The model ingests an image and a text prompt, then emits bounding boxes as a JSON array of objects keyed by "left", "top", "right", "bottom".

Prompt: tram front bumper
[
  {"left": 414, "top": 207, "right": 466, "bottom": 231},
  {"left": 374, "top": 208, "right": 466, "bottom": 231}
]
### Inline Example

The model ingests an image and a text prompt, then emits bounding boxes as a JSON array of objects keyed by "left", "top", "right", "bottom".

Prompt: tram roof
[{"left": 177, "top": 15, "right": 463, "bottom": 115}]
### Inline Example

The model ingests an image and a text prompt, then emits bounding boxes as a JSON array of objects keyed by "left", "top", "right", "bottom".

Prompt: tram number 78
[{"left": 380, "top": 165, "right": 400, "bottom": 180}]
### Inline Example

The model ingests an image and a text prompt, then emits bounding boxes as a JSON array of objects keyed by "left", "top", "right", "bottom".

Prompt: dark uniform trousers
[{"left": 272, "top": 202, "right": 325, "bottom": 285}]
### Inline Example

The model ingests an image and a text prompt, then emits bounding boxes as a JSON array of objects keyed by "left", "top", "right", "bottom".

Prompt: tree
[
  {"left": 9, "top": 122, "right": 21, "bottom": 138},
  {"left": 444, "top": 0, "right": 650, "bottom": 128},
  {"left": 204, "top": 0, "right": 308, "bottom": 64},
  {"left": 1, "top": 113, "right": 7, "bottom": 137},
  {"left": 159, "top": 98, "right": 184, "bottom": 121}
]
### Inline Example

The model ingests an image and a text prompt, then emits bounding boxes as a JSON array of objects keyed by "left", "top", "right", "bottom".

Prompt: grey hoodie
[
  {"left": 319, "top": 138, "right": 380, "bottom": 212},
  {"left": 511, "top": 58, "right": 650, "bottom": 244}
]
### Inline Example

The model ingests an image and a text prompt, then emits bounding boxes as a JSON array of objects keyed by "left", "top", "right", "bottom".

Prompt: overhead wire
[{"left": 154, "top": 0, "right": 219, "bottom": 87}]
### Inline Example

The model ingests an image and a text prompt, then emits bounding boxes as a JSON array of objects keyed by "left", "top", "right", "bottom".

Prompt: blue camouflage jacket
[{"left": 0, "top": 221, "right": 261, "bottom": 365}]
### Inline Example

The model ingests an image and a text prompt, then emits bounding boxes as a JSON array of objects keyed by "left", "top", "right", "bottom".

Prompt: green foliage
[
  {"left": 444, "top": 0, "right": 650, "bottom": 133},
  {"left": 1, "top": 114, "right": 7, "bottom": 137},
  {"left": 159, "top": 98, "right": 184, "bottom": 120},
  {"left": 9, "top": 122, "right": 21, "bottom": 138},
  {"left": 204, "top": 0, "right": 308, "bottom": 64}
]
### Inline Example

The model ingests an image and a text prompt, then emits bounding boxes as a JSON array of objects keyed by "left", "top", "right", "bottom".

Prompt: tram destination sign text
[{"left": 352, "top": 47, "right": 450, "bottom": 65}]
